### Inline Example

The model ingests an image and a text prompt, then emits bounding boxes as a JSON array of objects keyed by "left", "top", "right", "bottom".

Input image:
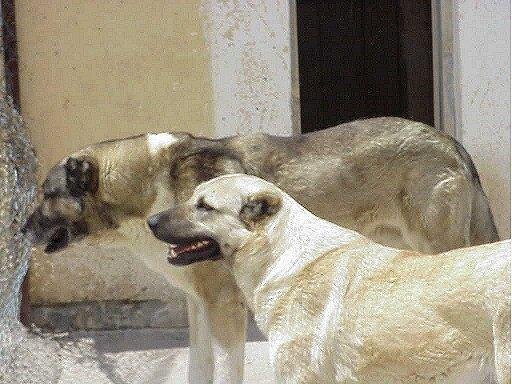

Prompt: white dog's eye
[{"left": 196, "top": 197, "right": 214, "bottom": 211}]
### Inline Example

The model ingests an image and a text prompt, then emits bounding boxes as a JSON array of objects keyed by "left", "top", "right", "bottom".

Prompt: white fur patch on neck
[{"left": 147, "top": 133, "right": 179, "bottom": 156}]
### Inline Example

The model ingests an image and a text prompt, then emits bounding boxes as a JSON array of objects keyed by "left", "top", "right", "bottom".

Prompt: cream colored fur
[{"left": 175, "top": 174, "right": 510, "bottom": 384}]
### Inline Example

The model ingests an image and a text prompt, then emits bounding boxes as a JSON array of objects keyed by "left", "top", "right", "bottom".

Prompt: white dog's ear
[{"left": 239, "top": 191, "right": 282, "bottom": 228}]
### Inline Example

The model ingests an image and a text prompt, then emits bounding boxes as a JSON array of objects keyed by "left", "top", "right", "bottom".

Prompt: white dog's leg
[
  {"left": 187, "top": 297, "right": 214, "bottom": 384},
  {"left": 187, "top": 294, "right": 247, "bottom": 384},
  {"left": 184, "top": 263, "right": 249, "bottom": 383}
]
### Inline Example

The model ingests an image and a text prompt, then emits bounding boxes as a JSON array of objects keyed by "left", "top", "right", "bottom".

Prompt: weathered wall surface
[
  {"left": 452, "top": 0, "right": 510, "bottom": 238},
  {"left": 0, "top": 92, "right": 36, "bottom": 320},
  {"left": 0, "top": 91, "right": 59, "bottom": 383},
  {"left": 201, "top": 0, "right": 300, "bottom": 137},
  {"left": 15, "top": 0, "right": 213, "bottom": 325}
]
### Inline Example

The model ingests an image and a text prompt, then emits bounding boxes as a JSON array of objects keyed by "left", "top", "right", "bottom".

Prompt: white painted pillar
[
  {"left": 431, "top": 0, "right": 456, "bottom": 135},
  {"left": 201, "top": 0, "right": 300, "bottom": 138},
  {"left": 452, "top": 0, "right": 511, "bottom": 239}
]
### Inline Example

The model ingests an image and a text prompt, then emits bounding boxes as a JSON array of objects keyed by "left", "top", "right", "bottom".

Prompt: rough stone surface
[
  {"left": 1, "top": 327, "right": 272, "bottom": 384},
  {"left": 0, "top": 24, "right": 52, "bottom": 383},
  {"left": 0, "top": 91, "right": 36, "bottom": 320},
  {"left": 0, "top": 91, "right": 62, "bottom": 384},
  {"left": 0, "top": 321, "right": 61, "bottom": 384}
]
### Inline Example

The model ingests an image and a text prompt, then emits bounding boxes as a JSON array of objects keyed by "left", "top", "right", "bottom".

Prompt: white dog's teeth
[{"left": 171, "top": 240, "right": 212, "bottom": 255}]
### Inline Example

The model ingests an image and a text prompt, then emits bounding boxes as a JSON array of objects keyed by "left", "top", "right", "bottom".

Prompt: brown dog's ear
[
  {"left": 65, "top": 157, "right": 99, "bottom": 197},
  {"left": 239, "top": 191, "right": 282, "bottom": 228}
]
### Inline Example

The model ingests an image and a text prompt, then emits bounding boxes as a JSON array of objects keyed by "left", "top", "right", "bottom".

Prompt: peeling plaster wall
[
  {"left": 452, "top": 0, "right": 510, "bottom": 238},
  {"left": 202, "top": 0, "right": 300, "bottom": 137}
]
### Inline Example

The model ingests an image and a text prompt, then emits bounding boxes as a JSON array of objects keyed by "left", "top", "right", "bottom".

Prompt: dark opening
[
  {"left": 1, "top": 0, "right": 20, "bottom": 110},
  {"left": 297, "top": 0, "right": 433, "bottom": 133}
]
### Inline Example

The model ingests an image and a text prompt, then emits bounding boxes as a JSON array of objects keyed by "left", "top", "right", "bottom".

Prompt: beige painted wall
[
  {"left": 15, "top": 1, "right": 213, "bottom": 309},
  {"left": 16, "top": 0, "right": 213, "bottom": 178}
]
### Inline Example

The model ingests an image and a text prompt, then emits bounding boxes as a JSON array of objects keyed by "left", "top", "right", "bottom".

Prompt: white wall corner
[
  {"left": 436, "top": 0, "right": 511, "bottom": 238},
  {"left": 432, "top": 0, "right": 457, "bottom": 135},
  {"left": 201, "top": 0, "right": 300, "bottom": 138}
]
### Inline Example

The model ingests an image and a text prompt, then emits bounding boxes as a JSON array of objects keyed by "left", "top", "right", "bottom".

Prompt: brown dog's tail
[
  {"left": 470, "top": 185, "right": 500, "bottom": 245},
  {"left": 451, "top": 137, "right": 500, "bottom": 244}
]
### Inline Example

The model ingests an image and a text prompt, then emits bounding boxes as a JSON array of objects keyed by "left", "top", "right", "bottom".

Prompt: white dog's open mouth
[{"left": 167, "top": 237, "right": 221, "bottom": 266}]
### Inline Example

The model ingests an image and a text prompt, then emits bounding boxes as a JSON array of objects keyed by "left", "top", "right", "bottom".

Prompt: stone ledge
[{"left": 28, "top": 299, "right": 188, "bottom": 332}]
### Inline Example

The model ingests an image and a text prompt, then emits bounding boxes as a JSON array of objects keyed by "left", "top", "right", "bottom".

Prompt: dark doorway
[{"left": 297, "top": 0, "right": 433, "bottom": 133}]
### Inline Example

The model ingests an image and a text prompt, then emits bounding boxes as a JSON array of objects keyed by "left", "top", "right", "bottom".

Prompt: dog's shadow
[{"left": 50, "top": 314, "right": 266, "bottom": 384}]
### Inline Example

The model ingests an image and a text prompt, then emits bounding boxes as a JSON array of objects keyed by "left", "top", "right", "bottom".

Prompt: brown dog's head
[
  {"left": 147, "top": 174, "right": 283, "bottom": 266},
  {"left": 22, "top": 156, "right": 107, "bottom": 253}
]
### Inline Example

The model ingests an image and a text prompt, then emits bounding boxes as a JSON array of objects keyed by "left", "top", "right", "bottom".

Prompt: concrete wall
[
  {"left": 15, "top": 0, "right": 213, "bottom": 324},
  {"left": 451, "top": 0, "right": 510, "bottom": 238}
]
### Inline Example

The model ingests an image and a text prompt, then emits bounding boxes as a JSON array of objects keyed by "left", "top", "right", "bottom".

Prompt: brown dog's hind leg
[{"left": 402, "top": 172, "right": 473, "bottom": 253}]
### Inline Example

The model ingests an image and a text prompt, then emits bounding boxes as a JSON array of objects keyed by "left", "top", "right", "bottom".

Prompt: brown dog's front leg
[{"left": 189, "top": 264, "right": 248, "bottom": 384}]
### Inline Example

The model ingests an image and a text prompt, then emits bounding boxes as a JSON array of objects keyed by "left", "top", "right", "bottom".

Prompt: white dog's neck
[{"left": 230, "top": 198, "right": 361, "bottom": 334}]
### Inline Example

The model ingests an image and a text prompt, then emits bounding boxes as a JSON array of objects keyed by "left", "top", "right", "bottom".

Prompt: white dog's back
[{"left": 242, "top": 191, "right": 510, "bottom": 384}]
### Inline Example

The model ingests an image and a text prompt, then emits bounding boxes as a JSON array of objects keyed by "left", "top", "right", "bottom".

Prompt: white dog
[{"left": 148, "top": 174, "right": 510, "bottom": 384}]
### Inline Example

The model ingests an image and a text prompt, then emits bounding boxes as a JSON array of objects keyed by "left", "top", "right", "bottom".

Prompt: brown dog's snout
[
  {"left": 147, "top": 212, "right": 165, "bottom": 232},
  {"left": 21, "top": 210, "right": 40, "bottom": 239}
]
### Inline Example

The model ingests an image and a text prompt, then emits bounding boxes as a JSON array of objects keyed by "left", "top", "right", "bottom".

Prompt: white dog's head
[{"left": 147, "top": 174, "right": 285, "bottom": 266}]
